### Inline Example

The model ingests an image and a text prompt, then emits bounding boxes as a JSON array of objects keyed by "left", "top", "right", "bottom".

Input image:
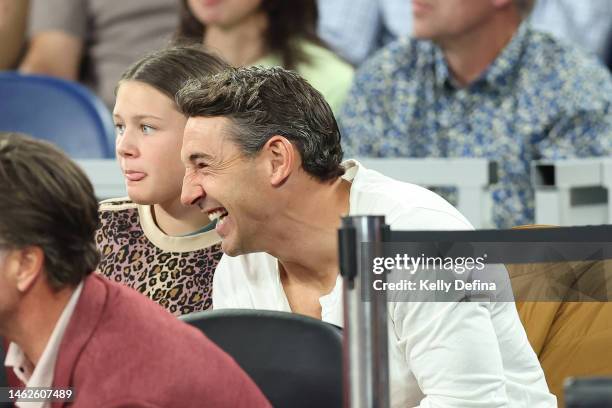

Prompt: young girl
[
  {"left": 175, "top": 0, "right": 353, "bottom": 114},
  {"left": 96, "top": 46, "right": 229, "bottom": 316}
]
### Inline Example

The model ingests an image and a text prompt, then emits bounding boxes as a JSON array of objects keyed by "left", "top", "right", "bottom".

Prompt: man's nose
[{"left": 181, "top": 177, "right": 206, "bottom": 208}]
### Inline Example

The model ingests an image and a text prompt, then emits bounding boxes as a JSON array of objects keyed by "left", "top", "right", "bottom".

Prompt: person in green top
[{"left": 175, "top": 0, "right": 354, "bottom": 114}]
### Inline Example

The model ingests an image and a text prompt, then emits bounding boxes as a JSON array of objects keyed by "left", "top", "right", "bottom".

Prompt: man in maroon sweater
[{"left": 0, "top": 132, "right": 270, "bottom": 408}]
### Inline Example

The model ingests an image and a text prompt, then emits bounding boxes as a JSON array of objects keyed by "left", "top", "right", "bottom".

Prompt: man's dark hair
[
  {"left": 176, "top": 66, "right": 345, "bottom": 182},
  {"left": 0, "top": 132, "right": 100, "bottom": 289}
]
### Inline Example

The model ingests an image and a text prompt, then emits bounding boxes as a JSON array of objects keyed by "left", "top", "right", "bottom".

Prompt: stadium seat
[
  {"left": 0, "top": 72, "right": 114, "bottom": 158},
  {"left": 565, "top": 377, "right": 612, "bottom": 407},
  {"left": 181, "top": 309, "right": 343, "bottom": 408},
  {"left": 0, "top": 340, "right": 6, "bottom": 388}
]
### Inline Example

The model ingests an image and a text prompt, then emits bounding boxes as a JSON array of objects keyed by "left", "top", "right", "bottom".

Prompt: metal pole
[{"left": 338, "top": 215, "right": 390, "bottom": 408}]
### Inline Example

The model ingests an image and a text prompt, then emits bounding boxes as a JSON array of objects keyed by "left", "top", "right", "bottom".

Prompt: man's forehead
[
  {"left": 185, "top": 116, "right": 230, "bottom": 138},
  {"left": 182, "top": 116, "right": 234, "bottom": 160}
]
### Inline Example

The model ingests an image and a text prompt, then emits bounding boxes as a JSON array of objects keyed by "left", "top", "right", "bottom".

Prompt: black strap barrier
[
  {"left": 389, "top": 225, "right": 612, "bottom": 242},
  {"left": 385, "top": 225, "right": 612, "bottom": 264}
]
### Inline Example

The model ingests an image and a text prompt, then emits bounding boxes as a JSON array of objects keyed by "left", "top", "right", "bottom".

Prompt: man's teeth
[
  {"left": 208, "top": 209, "right": 228, "bottom": 222},
  {"left": 217, "top": 214, "right": 227, "bottom": 229}
]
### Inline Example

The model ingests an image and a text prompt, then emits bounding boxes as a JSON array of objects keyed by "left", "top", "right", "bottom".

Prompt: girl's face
[
  {"left": 113, "top": 81, "right": 188, "bottom": 207},
  {"left": 187, "top": 0, "right": 263, "bottom": 29}
]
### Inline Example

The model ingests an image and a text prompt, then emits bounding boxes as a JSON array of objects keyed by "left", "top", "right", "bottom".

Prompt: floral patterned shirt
[{"left": 339, "top": 23, "right": 612, "bottom": 228}]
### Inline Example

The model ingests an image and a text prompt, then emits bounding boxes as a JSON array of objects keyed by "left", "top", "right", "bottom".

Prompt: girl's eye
[
  {"left": 141, "top": 125, "right": 155, "bottom": 135},
  {"left": 114, "top": 123, "right": 125, "bottom": 136}
]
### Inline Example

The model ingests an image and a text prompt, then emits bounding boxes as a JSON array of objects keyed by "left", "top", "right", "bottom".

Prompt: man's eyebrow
[{"left": 188, "top": 152, "right": 213, "bottom": 163}]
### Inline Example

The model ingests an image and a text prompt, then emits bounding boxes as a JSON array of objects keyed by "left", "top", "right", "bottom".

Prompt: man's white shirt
[{"left": 213, "top": 160, "right": 557, "bottom": 407}]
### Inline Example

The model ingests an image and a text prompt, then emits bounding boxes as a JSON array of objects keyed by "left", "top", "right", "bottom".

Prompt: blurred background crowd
[{"left": 1, "top": 0, "right": 612, "bottom": 229}]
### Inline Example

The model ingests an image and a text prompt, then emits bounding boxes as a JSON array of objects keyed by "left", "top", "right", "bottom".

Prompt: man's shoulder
[
  {"left": 522, "top": 28, "right": 612, "bottom": 109},
  {"left": 350, "top": 163, "right": 473, "bottom": 231}
]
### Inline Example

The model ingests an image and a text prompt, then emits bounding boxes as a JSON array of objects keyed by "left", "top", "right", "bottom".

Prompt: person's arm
[
  {"left": 390, "top": 207, "right": 511, "bottom": 406},
  {"left": 19, "top": 31, "right": 83, "bottom": 79},
  {"left": 384, "top": 209, "right": 509, "bottom": 406},
  {"left": 18, "top": 0, "right": 86, "bottom": 80},
  {"left": 392, "top": 301, "right": 510, "bottom": 407},
  {"left": 0, "top": 0, "right": 29, "bottom": 69}
]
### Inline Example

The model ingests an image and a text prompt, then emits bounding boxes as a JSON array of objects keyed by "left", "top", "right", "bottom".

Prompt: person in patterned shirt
[
  {"left": 96, "top": 46, "right": 229, "bottom": 316},
  {"left": 339, "top": 0, "right": 612, "bottom": 228}
]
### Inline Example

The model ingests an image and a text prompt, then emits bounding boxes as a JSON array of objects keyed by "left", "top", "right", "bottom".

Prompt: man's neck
[
  {"left": 9, "top": 285, "right": 74, "bottom": 367},
  {"left": 267, "top": 177, "right": 351, "bottom": 316},
  {"left": 437, "top": 13, "right": 521, "bottom": 87},
  {"left": 204, "top": 12, "right": 268, "bottom": 67}
]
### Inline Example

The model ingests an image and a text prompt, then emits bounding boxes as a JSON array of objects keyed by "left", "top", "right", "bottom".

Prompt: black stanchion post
[{"left": 338, "top": 215, "right": 390, "bottom": 408}]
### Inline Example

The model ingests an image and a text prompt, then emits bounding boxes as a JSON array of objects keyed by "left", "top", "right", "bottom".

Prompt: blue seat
[
  {"left": 182, "top": 309, "right": 343, "bottom": 408},
  {"left": 0, "top": 72, "right": 114, "bottom": 158}
]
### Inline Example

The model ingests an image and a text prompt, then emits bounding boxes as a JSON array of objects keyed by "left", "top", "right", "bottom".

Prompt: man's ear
[
  {"left": 13, "top": 246, "right": 44, "bottom": 293},
  {"left": 262, "top": 135, "right": 296, "bottom": 187}
]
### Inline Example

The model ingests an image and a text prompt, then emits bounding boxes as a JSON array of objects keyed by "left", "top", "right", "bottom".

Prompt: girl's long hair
[{"left": 175, "top": 0, "right": 324, "bottom": 70}]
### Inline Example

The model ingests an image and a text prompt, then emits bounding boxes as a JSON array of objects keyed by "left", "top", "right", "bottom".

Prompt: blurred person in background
[
  {"left": 529, "top": 0, "right": 612, "bottom": 62},
  {"left": 19, "top": 0, "right": 179, "bottom": 109},
  {"left": 317, "top": 0, "right": 412, "bottom": 66},
  {"left": 96, "top": 46, "right": 228, "bottom": 316},
  {"left": 339, "top": 0, "right": 612, "bottom": 228},
  {"left": 0, "top": 0, "right": 28, "bottom": 70},
  {"left": 0, "top": 132, "right": 270, "bottom": 408},
  {"left": 607, "top": 30, "right": 612, "bottom": 71},
  {"left": 176, "top": 0, "right": 353, "bottom": 114}
]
